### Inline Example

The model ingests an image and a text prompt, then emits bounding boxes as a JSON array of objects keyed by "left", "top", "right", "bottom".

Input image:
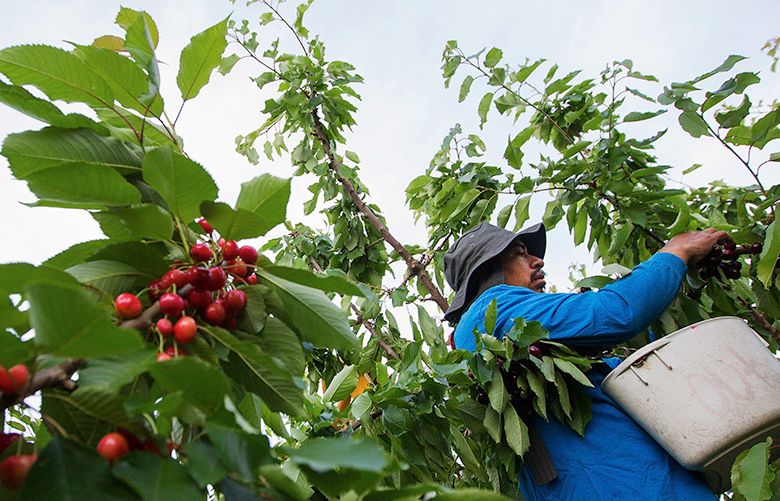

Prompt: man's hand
[{"left": 659, "top": 228, "right": 732, "bottom": 266}]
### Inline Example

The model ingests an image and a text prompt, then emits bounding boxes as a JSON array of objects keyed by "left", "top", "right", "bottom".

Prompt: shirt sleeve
[{"left": 499, "top": 252, "right": 687, "bottom": 347}]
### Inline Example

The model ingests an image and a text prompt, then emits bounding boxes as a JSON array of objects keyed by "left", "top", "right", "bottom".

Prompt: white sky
[{"left": 1, "top": 1, "right": 779, "bottom": 308}]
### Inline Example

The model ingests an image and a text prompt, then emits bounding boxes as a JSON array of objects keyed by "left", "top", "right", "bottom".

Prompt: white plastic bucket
[{"left": 601, "top": 316, "right": 780, "bottom": 493}]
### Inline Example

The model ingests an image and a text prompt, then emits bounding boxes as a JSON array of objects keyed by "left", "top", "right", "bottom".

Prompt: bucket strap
[{"left": 526, "top": 425, "right": 558, "bottom": 485}]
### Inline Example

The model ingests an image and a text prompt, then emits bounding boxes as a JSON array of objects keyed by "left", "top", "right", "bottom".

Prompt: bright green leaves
[
  {"left": 477, "top": 92, "right": 493, "bottom": 128},
  {"left": 27, "top": 282, "right": 142, "bottom": 358},
  {"left": 286, "top": 437, "right": 389, "bottom": 473},
  {"left": 731, "top": 438, "right": 775, "bottom": 501},
  {"left": 200, "top": 174, "right": 290, "bottom": 240},
  {"left": 757, "top": 220, "right": 780, "bottom": 288},
  {"left": 26, "top": 164, "right": 141, "bottom": 209},
  {"left": 715, "top": 95, "right": 751, "bottom": 128},
  {"left": 206, "top": 326, "right": 304, "bottom": 417},
  {"left": 504, "top": 127, "right": 534, "bottom": 169},
  {"left": 142, "top": 146, "right": 218, "bottom": 223},
  {"left": 259, "top": 272, "right": 360, "bottom": 352},
  {"left": 678, "top": 111, "right": 711, "bottom": 138},
  {"left": 200, "top": 174, "right": 289, "bottom": 239},
  {"left": 0, "top": 45, "right": 114, "bottom": 108},
  {"left": 502, "top": 405, "right": 530, "bottom": 457},
  {"left": 2, "top": 127, "right": 141, "bottom": 179},
  {"left": 484, "top": 48, "right": 503, "bottom": 68},
  {"left": 65, "top": 260, "right": 148, "bottom": 298},
  {"left": 177, "top": 17, "right": 229, "bottom": 102},
  {"left": 148, "top": 357, "right": 230, "bottom": 411},
  {"left": 322, "top": 365, "right": 358, "bottom": 402}
]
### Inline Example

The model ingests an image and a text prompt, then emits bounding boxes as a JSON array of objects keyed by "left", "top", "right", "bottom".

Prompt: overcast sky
[{"left": 1, "top": 1, "right": 779, "bottom": 302}]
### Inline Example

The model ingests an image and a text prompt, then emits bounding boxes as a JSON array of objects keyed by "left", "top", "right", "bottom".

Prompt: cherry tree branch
[
  {"left": 309, "top": 108, "right": 450, "bottom": 313},
  {"left": 739, "top": 298, "right": 780, "bottom": 346}
]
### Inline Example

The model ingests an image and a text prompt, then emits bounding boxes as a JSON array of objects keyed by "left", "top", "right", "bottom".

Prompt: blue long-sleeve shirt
[{"left": 454, "top": 252, "right": 715, "bottom": 500}]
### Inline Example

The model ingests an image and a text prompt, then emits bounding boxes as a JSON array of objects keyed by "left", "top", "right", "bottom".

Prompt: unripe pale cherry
[
  {"left": 115, "top": 293, "right": 142, "bottom": 319},
  {"left": 174, "top": 316, "right": 198, "bottom": 344},
  {"left": 238, "top": 245, "right": 258, "bottom": 264},
  {"left": 190, "top": 243, "right": 212, "bottom": 262},
  {"left": 156, "top": 352, "right": 172, "bottom": 363}
]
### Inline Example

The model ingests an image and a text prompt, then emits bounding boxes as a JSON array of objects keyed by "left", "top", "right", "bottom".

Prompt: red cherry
[
  {"left": 206, "top": 267, "right": 227, "bottom": 291},
  {"left": 723, "top": 240, "right": 736, "bottom": 251},
  {"left": 156, "top": 352, "right": 172, "bottom": 363},
  {"left": 528, "top": 344, "right": 544, "bottom": 358},
  {"left": 225, "top": 290, "right": 248, "bottom": 312},
  {"left": 224, "top": 317, "right": 237, "bottom": 330},
  {"left": 238, "top": 245, "right": 258, "bottom": 264},
  {"left": 115, "top": 293, "right": 142, "bottom": 319},
  {"left": 156, "top": 318, "right": 174, "bottom": 337},
  {"left": 0, "top": 454, "right": 37, "bottom": 490},
  {"left": 197, "top": 218, "right": 213, "bottom": 234},
  {"left": 97, "top": 432, "right": 129, "bottom": 462},
  {"left": 190, "top": 243, "right": 212, "bottom": 262},
  {"left": 227, "top": 259, "right": 248, "bottom": 277},
  {"left": 163, "top": 346, "right": 183, "bottom": 358},
  {"left": 204, "top": 301, "right": 227, "bottom": 326},
  {"left": 159, "top": 293, "right": 186, "bottom": 317},
  {"left": 1, "top": 364, "right": 30, "bottom": 395},
  {"left": 245, "top": 273, "right": 258, "bottom": 285},
  {"left": 147, "top": 280, "right": 164, "bottom": 301},
  {"left": 187, "top": 289, "right": 213, "bottom": 310},
  {"left": 0, "top": 433, "right": 20, "bottom": 454},
  {"left": 722, "top": 248, "right": 736, "bottom": 260},
  {"left": 139, "top": 439, "right": 161, "bottom": 455},
  {"left": 222, "top": 240, "right": 239, "bottom": 261},
  {"left": 752, "top": 243, "right": 763, "bottom": 254},
  {"left": 174, "top": 316, "right": 198, "bottom": 344},
  {"left": 162, "top": 269, "right": 188, "bottom": 289},
  {"left": 187, "top": 266, "right": 210, "bottom": 289}
]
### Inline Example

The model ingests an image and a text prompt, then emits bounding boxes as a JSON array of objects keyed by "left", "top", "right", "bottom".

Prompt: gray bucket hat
[{"left": 443, "top": 221, "right": 546, "bottom": 323}]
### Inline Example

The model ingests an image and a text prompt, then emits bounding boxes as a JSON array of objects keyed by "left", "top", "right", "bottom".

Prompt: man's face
[{"left": 501, "top": 241, "right": 546, "bottom": 292}]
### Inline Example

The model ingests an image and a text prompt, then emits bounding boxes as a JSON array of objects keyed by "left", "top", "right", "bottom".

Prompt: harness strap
[{"left": 526, "top": 425, "right": 558, "bottom": 485}]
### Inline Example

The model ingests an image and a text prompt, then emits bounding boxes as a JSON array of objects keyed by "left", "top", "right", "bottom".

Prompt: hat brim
[{"left": 443, "top": 222, "right": 546, "bottom": 323}]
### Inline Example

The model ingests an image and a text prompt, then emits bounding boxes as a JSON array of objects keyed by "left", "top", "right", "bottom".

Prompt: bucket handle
[{"left": 628, "top": 349, "right": 673, "bottom": 386}]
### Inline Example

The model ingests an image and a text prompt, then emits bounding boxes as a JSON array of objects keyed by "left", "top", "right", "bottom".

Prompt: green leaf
[
  {"left": 259, "top": 272, "right": 360, "bottom": 351},
  {"left": 757, "top": 220, "right": 780, "bottom": 287},
  {"left": 199, "top": 202, "right": 270, "bottom": 241},
  {"left": 0, "top": 81, "right": 107, "bottom": 134},
  {"left": 504, "top": 127, "right": 534, "bottom": 169},
  {"left": 73, "top": 45, "right": 162, "bottom": 116},
  {"left": 78, "top": 351, "right": 155, "bottom": 391},
  {"left": 322, "top": 365, "right": 359, "bottom": 403},
  {"left": 484, "top": 48, "right": 502, "bottom": 68},
  {"left": 27, "top": 282, "right": 143, "bottom": 357},
  {"left": 48, "top": 386, "right": 133, "bottom": 427},
  {"left": 435, "top": 489, "right": 509, "bottom": 500},
  {"left": 110, "top": 204, "right": 175, "bottom": 241},
  {"left": 115, "top": 8, "right": 159, "bottom": 47},
  {"left": 237, "top": 286, "right": 267, "bottom": 334},
  {"left": 112, "top": 452, "right": 202, "bottom": 501},
  {"left": 503, "top": 405, "right": 530, "bottom": 457},
  {"left": 0, "top": 331, "right": 34, "bottom": 367},
  {"left": 0, "top": 45, "right": 114, "bottom": 108},
  {"left": 206, "top": 326, "right": 304, "bottom": 417},
  {"left": 257, "top": 317, "right": 305, "bottom": 378},
  {"left": 692, "top": 54, "right": 746, "bottom": 83},
  {"left": 235, "top": 174, "right": 291, "bottom": 232},
  {"left": 22, "top": 436, "right": 136, "bottom": 500},
  {"left": 351, "top": 392, "right": 372, "bottom": 420},
  {"left": 263, "top": 266, "right": 364, "bottom": 297},
  {"left": 623, "top": 110, "right": 666, "bottom": 123},
  {"left": 142, "top": 146, "right": 218, "bottom": 223},
  {"left": 575, "top": 275, "right": 614, "bottom": 289},
  {"left": 513, "top": 196, "right": 531, "bottom": 231},
  {"left": 2, "top": 127, "right": 141, "bottom": 179},
  {"left": 177, "top": 17, "right": 229, "bottom": 101},
  {"left": 573, "top": 208, "right": 588, "bottom": 245},
  {"left": 525, "top": 369, "right": 547, "bottom": 418},
  {"left": 488, "top": 367, "right": 508, "bottom": 413},
  {"left": 285, "top": 437, "right": 389, "bottom": 473},
  {"left": 345, "top": 150, "right": 360, "bottom": 163},
  {"left": 66, "top": 260, "right": 147, "bottom": 297},
  {"left": 25, "top": 163, "right": 141, "bottom": 209},
  {"left": 515, "top": 58, "right": 545, "bottom": 83},
  {"left": 483, "top": 405, "right": 501, "bottom": 443},
  {"left": 484, "top": 299, "right": 497, "bottom": 335},
  {"left": 218, "top": 54, "right": 241, "bottom": 76},
  {"left": 731, "top": 438, "right": 774, "bottom": 501},
  {"left": 148, "top": 357, "right": 230, "bottom": 411},
  {"left": 553, "top": 358, "right": 594, "bottom": 388},
  {"left": 478, "top": 92, "right": 493, "bottom": 128},
  {"left": 182, "top": 441, "right": 227, "bottom": 488},
  {"left": 715, "top": 95, "right": 750, "bottom": 128},
  {"left": 678, "top": 111, "right": 711, "bottom": 138},
  {"left": 458, "top": 75, "right": 474, "bottom": 103},
  {"left": 205, "top": 422, "right": 272, "bottom": 483},
  {"left": 259, "top": 463, "right": 314, "bottom": 501}
]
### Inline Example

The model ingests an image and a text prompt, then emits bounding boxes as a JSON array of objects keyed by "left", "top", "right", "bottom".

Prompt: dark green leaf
[
  {"left": 66, "top": 260, "right": 147, "bottom": 297},
  {"left": 284, "top": 437, "right": 389, "bottom": 473},
  {"left": 715, "top": 96, "right": 751, "bottom": 128},
  {"left": 113, "top": 452, "right": 202, "bottom": 501},
  {"left": 27, "top": 282, "right": 143, "bottom": 357},
  {"left": 513, "top": 196, "right": 531, "bottom": 231},
  {"left": 200, "top": 201, "right": 271, "bottom": 241},
  {"left": 678, "top": 111, "right": 711, "bottom": 138},
  {"left": 257, "top": 317, "right": 305, "bottom": 377},
  {"left": 262, "top": 266, "right": 364, "bottom": 297},
  {"left": 458, "top": 75, "right": 474, "bottom": 103},
  {"left": 484, "top": 48, "right": 502, "bottom": 68},
  {"left": 205, "top": 422, "right": 272, "bottom": 482},
  {"left": 623, "top": 110, "right": 666, "bottom": 123},
  {"left": 731, "top": 438, "right": 774, "bottom": 501},
  {"left": 478, "top": 92, "right": 493, "bottom": 128},
  {"left": 148, "top": 357, "right": 230, "bottom": 411},
  {"left": 503, "top": 404, "right": 530, "bottom": 456},
  {"left": 757, "top": 220, "right": 780, "bottom": 287},
  {"left": 25, "top": 163, "right": 141, "bottom": 209},
  {"left": 78, "top": 351, "right": 155, "bottom": 391},
  {"left": 183, "top": 441, "right": 228, "bottom": 488},
  {"left": 110, "top": 204, "right": 175, "bottom": 240}
]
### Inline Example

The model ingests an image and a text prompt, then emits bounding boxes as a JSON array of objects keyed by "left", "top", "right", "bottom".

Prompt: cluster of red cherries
[
  {"left": 698, "top": 241, "right": 762, "bottom": 280},
  {"left": 113, "top": 218, "right": 258, "bottom": 362},
  {"left": 0, "top": 366, "right": 33, "bottom": 490}
]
